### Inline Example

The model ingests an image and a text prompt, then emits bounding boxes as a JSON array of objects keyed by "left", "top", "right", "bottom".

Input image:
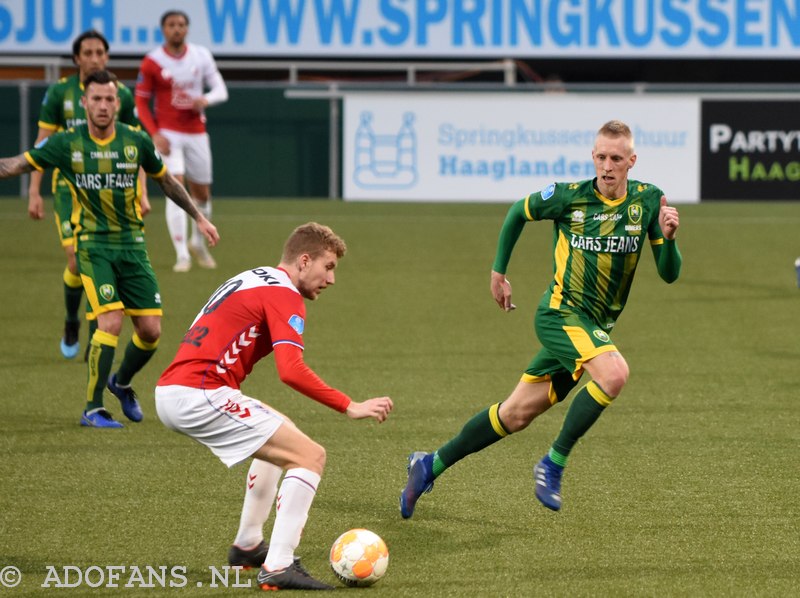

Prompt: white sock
[
  {"left": 190, "top": 199, "right": 211, "bottom": 248},
  {"left": 233, "top": 460, "right": 282, "bottom": 549},
  {"left": 165, "top": 199, "right": 189, "bottom": 260},
  {"left": 264, "top": 468, "right": 321, "bottom": 571}
]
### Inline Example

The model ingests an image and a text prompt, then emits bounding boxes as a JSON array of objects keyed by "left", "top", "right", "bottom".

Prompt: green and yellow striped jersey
[
  {"left": 38, "top": 74, "right": 139, "bottom": 132},
  {"left": 25, "top": 123, "right": 166, "bottom": 248},
  {"left": 522, "top": 178, "right": 666, "bottom": 328}
]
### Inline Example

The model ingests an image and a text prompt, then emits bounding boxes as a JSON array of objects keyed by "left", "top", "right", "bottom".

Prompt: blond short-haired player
[
  {"left": 155, "top": 223, "right": 393, "bottom": 590},
  {"left": 401, "top": 120, "right": 681, "bottom": 517}
]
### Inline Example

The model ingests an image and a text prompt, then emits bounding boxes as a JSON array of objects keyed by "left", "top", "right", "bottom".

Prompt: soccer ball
[{"left": 329, "top": 528, "right": 389, "bottom": 587}]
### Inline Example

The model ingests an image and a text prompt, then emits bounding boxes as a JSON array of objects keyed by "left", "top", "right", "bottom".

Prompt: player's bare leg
[{"left": 251, "top": 423, "right": 333, "bottom": 590}]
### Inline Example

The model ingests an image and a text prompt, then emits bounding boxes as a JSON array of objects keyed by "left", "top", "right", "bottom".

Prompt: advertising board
[{"left": 343, "top": 92, "right": 700, "bottom": 203}]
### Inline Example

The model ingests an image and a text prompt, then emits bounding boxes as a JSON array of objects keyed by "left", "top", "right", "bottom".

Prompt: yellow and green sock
[
  {"left": 549, "top": 381, "right": 614, "bottom": 467},
  {"left": 432, "top": 402, "right": 509, "bottom": 478},
  {"left": 115, "top": 333, "right": 158, "bottom": 386},
  {"left": 86, "top": 330, "right": 118, "bottom": 411},
  {"left": 63, "top": 267, "right": 83, "bottom": 324}
]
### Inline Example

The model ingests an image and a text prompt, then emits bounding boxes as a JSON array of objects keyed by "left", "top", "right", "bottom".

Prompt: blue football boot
[
  {"left": 533, "top": 454, "right": 564, "bottom": 511},
  {"left": 107, "top": 374, "right": 143, "bottom": 422},
  {"left": 60, "top": 320, "right": 80, "bottom": 359},
  {"left": 80, "top": 408, "right": 123, "bottom": 429},
  {"left": 400, "top": 451, "right": 435, "bottom": 519}
]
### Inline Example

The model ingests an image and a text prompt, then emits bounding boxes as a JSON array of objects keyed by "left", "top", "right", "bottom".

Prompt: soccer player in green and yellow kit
[
  {"left": 1, "top": 70, "right": 219, "bottom": 428},
  {"left": 28, "top": 30, "right": 146, "bottom": 359},
  {"left": 401, "top": 120, "right": 682, "bottom": 516}
]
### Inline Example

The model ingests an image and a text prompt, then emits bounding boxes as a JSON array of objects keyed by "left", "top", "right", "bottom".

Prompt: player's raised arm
[
  {"left": 658, "top": 195, "right": 680, "bottom": 240},
  {"left": 653, "top": 196, "right": 682, "bottom": 284},
  {"left": 196, "top": 55, "right": 228, "bottom": 110}
]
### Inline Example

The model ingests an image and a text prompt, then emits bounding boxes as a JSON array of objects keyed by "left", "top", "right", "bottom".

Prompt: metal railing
[{"left": 0, "top": 56, "right": 521, "bottom": 86}]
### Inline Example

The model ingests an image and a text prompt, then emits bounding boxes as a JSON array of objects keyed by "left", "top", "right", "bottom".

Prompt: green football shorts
[
  {"left": 526, "top": 305, "right": 618, "bottom": 379},
  {"left": 77, "top": 244, "right": 163, "bottom": 317}
]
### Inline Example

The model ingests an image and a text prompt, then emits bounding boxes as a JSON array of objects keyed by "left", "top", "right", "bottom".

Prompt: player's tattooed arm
[
  {"left": 155, "top": 171, "right": 219, "bottom": 247},
  {"left": 156, "top": 172, "right": 201, "bottom": 220},
  {"left": 0, "top": 155, "right": 35, "bottom": 179}
]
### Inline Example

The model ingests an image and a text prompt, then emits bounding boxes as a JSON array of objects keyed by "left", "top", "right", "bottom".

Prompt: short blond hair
[
  {"left": 597, "top": 120, "right": 635, "bottom": 152},
  {"left": 281, "top": 222, "right": 347, "bottom": 262}
]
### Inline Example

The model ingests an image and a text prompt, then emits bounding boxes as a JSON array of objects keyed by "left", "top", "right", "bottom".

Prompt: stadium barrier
[{"left": 1, "top": 66, "right": 799, "bottom": 201}]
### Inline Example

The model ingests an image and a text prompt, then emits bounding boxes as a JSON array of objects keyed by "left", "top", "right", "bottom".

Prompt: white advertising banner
[
  {"left": 343, "top": 93, "right": 700, "bottom": 203},
  {"left": 0, "top": 1, "right": 798, "bottom": 58}
]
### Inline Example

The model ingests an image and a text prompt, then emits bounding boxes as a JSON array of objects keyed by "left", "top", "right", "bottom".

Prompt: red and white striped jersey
[
  {"left": 135, "top": 43, "right": 226, "bottom": 135},
  {"left": 158, "top": 267, "right": 351, "bottom": 412}
]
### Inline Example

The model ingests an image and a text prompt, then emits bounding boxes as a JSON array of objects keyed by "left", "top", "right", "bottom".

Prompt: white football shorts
[
  {"left": 155, "top": 385, "right": 284, "bottom": 467},
  {"left": 159, "top": 130, "right": 213, "bottom": 184}
]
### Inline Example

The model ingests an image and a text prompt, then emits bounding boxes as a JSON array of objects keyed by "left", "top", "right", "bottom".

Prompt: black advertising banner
[{"left": 701, "top": 101, "right": 800, "bottom": 200}]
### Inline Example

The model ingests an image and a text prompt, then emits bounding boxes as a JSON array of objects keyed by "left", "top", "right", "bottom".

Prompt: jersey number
[
  {"left": 202, "top": 279, "right": 243, "bottom": 315},
  {"left": 181, "top": 325, "right": 209, "bottom": 347}
]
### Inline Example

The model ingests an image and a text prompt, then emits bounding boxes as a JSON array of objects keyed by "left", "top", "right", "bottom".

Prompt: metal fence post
[
  {"left": 328, "top": 84, "right": 340, "bottom": 199},
  {"left": 19, "top": 80, "right": 30, "bottom": 197}
]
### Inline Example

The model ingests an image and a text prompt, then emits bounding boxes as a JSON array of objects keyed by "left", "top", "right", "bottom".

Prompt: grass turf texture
[{"left": 0, "top": 198, "right": 798, "bottom": 596}]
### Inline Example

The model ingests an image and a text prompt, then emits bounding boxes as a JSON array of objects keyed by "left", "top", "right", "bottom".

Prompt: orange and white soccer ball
[{"left": 329, "top": 528, "right": 389, "bottom": 587}]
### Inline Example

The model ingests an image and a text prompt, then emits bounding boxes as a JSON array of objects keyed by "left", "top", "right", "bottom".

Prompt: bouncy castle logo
[{"left": 353, "top": 111, "right": 417, "bottom": 190}]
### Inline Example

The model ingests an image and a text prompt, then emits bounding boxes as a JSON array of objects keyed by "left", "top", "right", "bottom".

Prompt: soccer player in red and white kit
[
  {"left": 135, "top": 10, "right": 228, "bottom": 272},
  {"left": 155, "top": 223, "right": 393, "bottom": 591}
]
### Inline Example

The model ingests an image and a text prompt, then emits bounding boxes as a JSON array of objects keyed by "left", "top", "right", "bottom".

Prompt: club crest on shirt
[
  {"left": 628, "top": 203, "right": 642, "bottom": 225},
  {"left": 124, "top": 145, "right": 138, "bottom": 162},
  {"left": 288, "top": 314, "right": 305, "bottom": 335},
  {"left": 99, "top": 284, "right": 115, "bottom": 301}
]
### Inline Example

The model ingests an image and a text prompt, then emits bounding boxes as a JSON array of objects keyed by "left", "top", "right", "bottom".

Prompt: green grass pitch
[{"left": 0, "top": 197, "right": 798, "bottom": 596}]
